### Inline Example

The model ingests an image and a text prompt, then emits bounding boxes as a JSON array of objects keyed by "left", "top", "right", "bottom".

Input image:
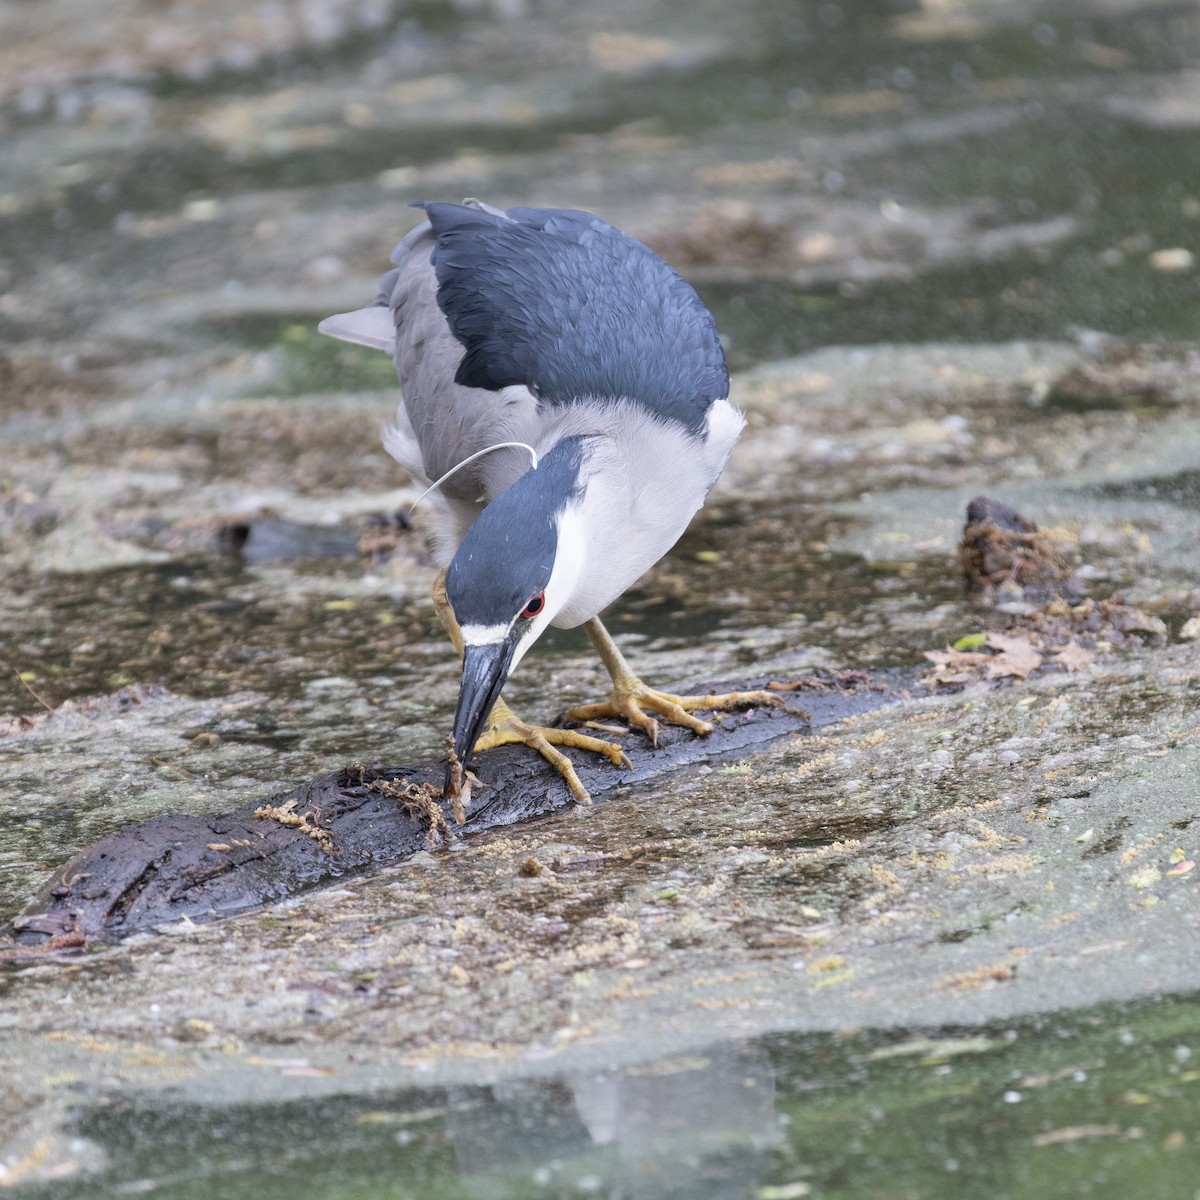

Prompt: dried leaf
[
  {"left": 1050, "top": 639, "right": 1095, "bottom": 673},
  {"left": 923, "top": 646, "right": 992, "bottom": 685},
  {"left": 984, "top": 632, "right": 1043, "bottom": 680}
]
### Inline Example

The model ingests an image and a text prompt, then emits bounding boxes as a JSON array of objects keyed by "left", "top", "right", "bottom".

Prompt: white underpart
[
  {"left": 526, "top": 396, "right": 745, "bottom": 630},
  {"left": 704, "top": 396, "right": 746, "bottom": 478},
  {"left": 455, "top": 393, "right": 744, "bottom": 687}
]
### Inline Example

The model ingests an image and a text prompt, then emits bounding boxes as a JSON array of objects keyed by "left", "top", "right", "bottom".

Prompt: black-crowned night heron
[{"left": 320, "top": 199, "right": 778, "bottom": 805}]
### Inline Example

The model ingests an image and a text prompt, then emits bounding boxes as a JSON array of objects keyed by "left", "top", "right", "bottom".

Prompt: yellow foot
[
  {"left": 472, "top": 699, "right": 632, "bottom": 805},
  {"left": 567, "top": 680, "right": 786, "bottom": 747},
  {"left": 570, "top": 616, "right": 789, "bottom": 747}
]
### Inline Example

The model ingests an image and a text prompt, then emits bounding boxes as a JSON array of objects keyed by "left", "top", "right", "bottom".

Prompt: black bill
[{"left": 448, "top": 638, "right": 516, "bottom": 791}]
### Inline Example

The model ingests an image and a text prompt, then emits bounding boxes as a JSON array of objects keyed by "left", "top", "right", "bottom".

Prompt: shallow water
[{"left": 11, "top": 995, "right": 1200, "bottom": 1200}]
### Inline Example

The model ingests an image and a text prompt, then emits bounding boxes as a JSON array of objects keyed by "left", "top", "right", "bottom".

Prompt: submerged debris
[
  {"left": 217, "top": 518, "right": 361, "bottom": 563},
  {"left": 959, "top": 495, "right": 1082, "bottom": 602},
  {"left": 357, "top": 510, "right": 413, "bottom": 561},
  {"left": 923, "top": 592, "right": 1168, "bottom": 687},
  {"left": 1043, "top": 340, "right": 1188, "bottom": 412},
  {"left": 936, "top": 494, "right": 1166, "bottom": 685},
  {"left": 0, "top": 684, "right": 165, "bottom": 740},
  {"left": 767, "top": 669, "right": 876, "bottom": 696}
]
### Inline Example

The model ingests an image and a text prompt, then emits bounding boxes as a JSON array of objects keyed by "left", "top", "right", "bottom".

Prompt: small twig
[
  {"left": 148, "top": 757, "right": 196, "bottom": 779},
  {"left": 582, "top": 720, "right": 630, "bottom": 736},
  {"left": 5, "top": 662, "right": 54, "bottom": 714}
]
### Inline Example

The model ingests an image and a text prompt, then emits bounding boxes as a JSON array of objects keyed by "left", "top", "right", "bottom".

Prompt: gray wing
[{"left": 319, "top": 200, "right": 540, "bottom": 502}]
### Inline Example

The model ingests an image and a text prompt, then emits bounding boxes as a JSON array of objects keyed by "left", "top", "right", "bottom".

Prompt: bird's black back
[{"left": 421, "top": 202, "right": 728, "bottom": 436}]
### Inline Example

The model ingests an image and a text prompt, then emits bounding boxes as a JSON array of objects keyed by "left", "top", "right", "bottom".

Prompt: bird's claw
[
  {"left": 568, "top": 681, "right": 785, "bottom": 746},
  {"left": 471, "top": 699, "right": 632, "bottom": 804}
]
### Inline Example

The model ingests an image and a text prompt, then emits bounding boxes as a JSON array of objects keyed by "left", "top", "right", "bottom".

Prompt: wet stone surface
[{"left": 2, "top": 0, "right": 1200, "bottom": 1193}]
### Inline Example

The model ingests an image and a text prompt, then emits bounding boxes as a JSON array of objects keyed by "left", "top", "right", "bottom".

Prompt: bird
[{"left": 319, "top": 198, "right": 779, "bottom": 807}]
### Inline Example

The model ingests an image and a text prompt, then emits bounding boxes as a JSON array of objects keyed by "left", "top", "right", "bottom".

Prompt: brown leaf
[
  {"left": 923, "top": 647, "right": 992, "bottom": 685},
  {"left": 1050, "top": 639, "right": 1095, "bottom": 673},
  {"left": 984, "top": 632, "right": 1043, "bottom": 680}
]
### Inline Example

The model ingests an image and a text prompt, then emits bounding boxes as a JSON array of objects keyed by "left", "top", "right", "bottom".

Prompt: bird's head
[{"left": 444, "top": 437, "right": 589, "bottom": 786}]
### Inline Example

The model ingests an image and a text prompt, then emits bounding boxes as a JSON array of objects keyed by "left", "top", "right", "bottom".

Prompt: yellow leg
[
  {"left": 568, "top": 616, "right": 787, "bottom": 745},
  {"left": 432, "top": 572, "right": 631, "bottom": 805}
]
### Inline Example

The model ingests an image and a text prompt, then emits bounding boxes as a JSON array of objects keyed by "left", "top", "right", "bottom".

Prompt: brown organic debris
[
  {"left": 0, "top": 928, "right": 87, "bottom": 962},
  {"left": 1045, "top": 341, "right": 1183, "bottom": 412},
  {"left": 1023, "top": 597, "right": 1168, "bottom": 647},
  {"left": 253, "top": 799, "right": 334, "bottom": 852},
  {"left": 361, "top": 773, "right": 451, "bottom": 843},
  {"left": 937, "top": 961, "right": 1016, "bottom": 991},
  {"left": 444, "top": 740, "right": 468, "bottom": 826},
  {"left": 649, "top": 203, "right": 798, "bottom": 272},
  {"left": 959, "top": 495, "right": 1082, "bottom": 602}
]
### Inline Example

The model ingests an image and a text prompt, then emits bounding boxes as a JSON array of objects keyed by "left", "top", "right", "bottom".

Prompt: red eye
[{"left": 521, "top": 592, "right": 545, "bottom": 619}]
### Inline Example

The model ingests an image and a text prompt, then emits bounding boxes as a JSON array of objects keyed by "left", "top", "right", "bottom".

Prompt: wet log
[{"left": 8, "top": 670, "right": 916, "bottom": 945}]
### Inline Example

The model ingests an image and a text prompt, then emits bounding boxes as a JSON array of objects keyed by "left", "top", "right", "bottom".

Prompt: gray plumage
[{"left": 319, "top": 198, "right": 743, "bottom": 629}]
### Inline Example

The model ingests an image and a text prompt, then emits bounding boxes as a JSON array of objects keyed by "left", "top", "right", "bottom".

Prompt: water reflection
[{"left": 447, "top": 1044, "right": 780, "bottom": 1198}]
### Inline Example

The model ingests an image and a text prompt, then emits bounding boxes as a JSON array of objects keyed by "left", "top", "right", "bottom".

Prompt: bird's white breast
[{"left": 549, "top": 396, "right": 744, "bottom": 629}]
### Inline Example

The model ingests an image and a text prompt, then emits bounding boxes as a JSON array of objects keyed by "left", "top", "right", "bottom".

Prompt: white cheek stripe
[
  {"left": 461, "top": 622, "right": 512, "bottom": 646},
  {"left": 508, "top": 506, "right": 586, "bottom": 675}
]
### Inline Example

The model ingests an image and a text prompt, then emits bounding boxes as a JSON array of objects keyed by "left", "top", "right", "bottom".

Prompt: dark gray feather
[{"left": 420, "top": 202, "right": 728, "bottom": 435}]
